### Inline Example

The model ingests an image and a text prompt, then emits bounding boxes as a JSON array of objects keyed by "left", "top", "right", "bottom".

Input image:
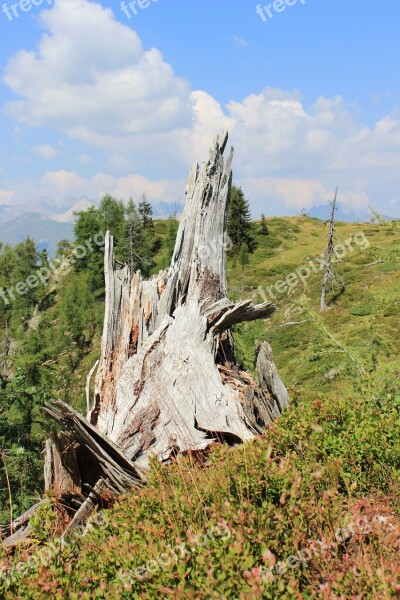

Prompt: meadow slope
[{"left": 1, "top": 216, "right": 399, "bottom": 599}]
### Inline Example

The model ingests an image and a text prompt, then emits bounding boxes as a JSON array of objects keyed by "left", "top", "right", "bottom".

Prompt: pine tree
[
  {"left": 138, "top": 193, "right": 154, "bottom": 231},
  {"left": 227, "top": 186, "right": 257, "bottom": 255}
]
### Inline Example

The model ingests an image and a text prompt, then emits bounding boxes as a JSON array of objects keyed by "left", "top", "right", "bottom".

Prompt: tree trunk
[
  {"left": 320, "top": 188, "right": 338, "bottom": 312},
  {"left": 88, "top": 130, "right": 287, "bottom": 471},
  {"left": 2, "top": 131, "right": 289, "bottom": 546}
]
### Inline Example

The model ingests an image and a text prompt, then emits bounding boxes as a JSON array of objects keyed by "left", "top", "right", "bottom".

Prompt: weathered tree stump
[
  {"left": 2, "top": 131, "right": 289, "bottom": 547},
  {"left": 87, "top": 130, "right": 288, "bottom": 471}
]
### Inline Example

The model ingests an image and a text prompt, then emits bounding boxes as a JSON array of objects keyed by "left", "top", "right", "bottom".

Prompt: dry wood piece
[
  {"left": 61, "top": 479, "right": 108, "bottom": 546},
  {"left": 43, "top": 400, "right": 144, "bottom": 494},
  {"left": 0, "top": 500, "right": 48, "bottom": 549},
  {"left": 44, "top": 432, "right": 82, "bottom": 497}
]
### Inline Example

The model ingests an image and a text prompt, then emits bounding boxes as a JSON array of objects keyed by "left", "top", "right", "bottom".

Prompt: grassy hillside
[
  {"left": 1, "top": 216, "right": 399, "bottom": 599},
  {"left": 229, "top": 217, "right": 399, "bottom": 395}
]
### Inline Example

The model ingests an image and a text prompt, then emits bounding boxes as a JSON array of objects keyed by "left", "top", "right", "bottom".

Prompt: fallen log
[{"left": 0, "top": 501, "right": 46, "bottom": 546}]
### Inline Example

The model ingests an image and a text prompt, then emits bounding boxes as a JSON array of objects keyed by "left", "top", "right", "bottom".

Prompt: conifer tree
[
  {"left": 73, "top": 207, "right": 104, "bottom": 291},
  {"left": 135, "top": 194, "right": 156, "bottom": 277},
  {"left": 11, "top": 238, "right": 43, "bottom": 325},
  {"left": 98, "top": 195, "right": 125, "bottom": 258},
  {"left": 138, "top": 193, "right": 154, "bottom": 231},
  {"left": 227, "top": 186, "right": 257, "bottom": 255}
]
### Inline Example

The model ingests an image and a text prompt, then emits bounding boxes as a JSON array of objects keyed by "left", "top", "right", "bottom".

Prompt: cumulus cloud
[
  {"left": 2, "top": 0, "right": 400, "bottom": 217},
  {"left": 38, "top": 170, "right": 182, "bottom": 208},
  {"left": 4, "top": 0, "right": 192, "bottom": 148}
]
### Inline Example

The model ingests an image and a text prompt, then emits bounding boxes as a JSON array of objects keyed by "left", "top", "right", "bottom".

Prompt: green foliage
[
  {"left": 239, "top": 243, "right": 250, "bottom": 293},
  {"left": 29, "top": 499, "right": 58, "bottom": 543},
  {"left": 349, "top": 304, "right": 374, "bottom": 316},
  {"left": 0, "top": 370, "right": 48, "bottom": 521},
  {"left": 1, "top": 377, "right": 399, "bottom": 598},
  {"left": 259, "top": 213, "right": 269, "bottom": 235},
  {"left": 123, "top": 198, "right": 141, "bottom": 274},
  {"left": 1, "top": 214, "right": 400, "bottom": 598},
  {"left": 227, "top": 185, "right": 257, "bottom": 255},
  {"left": 163, "top": 214, "right": 179, "bottom": 267}
]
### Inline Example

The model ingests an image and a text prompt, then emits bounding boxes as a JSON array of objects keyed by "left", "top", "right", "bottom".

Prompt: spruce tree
[
  {"left": 11, "top": 238, "right": 43, "bottom": 326},
  {"left": 98, "top": 195, "right": 126, "bottom": 258},
  {"left": 138, "top": 193, "right": 154, "bottom": 231},
  {"left": 73, "top": 207, "right": 104, "bottom": 291},
  {"left": 227, "top": 185, "right": 257, "bottom": 255}
]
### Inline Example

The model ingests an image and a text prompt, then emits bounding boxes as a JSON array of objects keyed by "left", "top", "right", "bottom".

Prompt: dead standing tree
[
  {"left": 2, "top": 131, "right": 289, "bottom": 546},
  {"left": 320, "top": 188, "right": 344, "bottom": 312}
]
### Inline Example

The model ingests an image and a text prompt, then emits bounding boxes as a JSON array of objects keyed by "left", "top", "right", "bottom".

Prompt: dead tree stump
[
  {"left": 88, "top": 130, "right": 288, "bottom": 471},
  {"left": 2, "top": 131, "right": 289, "bottom": 546}
]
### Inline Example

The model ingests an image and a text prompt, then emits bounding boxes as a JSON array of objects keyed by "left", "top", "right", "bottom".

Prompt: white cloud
[
  {"left": 0, "top": 190, "right": 15, "bottom": 204},
  {"left": 4, "top": 0, "right": 192, "bottom": 155},
  {"left": 34, "top": 144, "right": 58, "bottom": 159},
  {"left": 237, "top": 177, "right": 331, "bottom": 213},
  {"left": 1, "top": 0, "right": 400, "bottom": 217},
  {"left": 40, "top": 169, "right": 182, "bottom": 203}
]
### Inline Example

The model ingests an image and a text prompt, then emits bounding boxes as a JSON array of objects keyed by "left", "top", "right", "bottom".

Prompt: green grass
[{"left": 1, "top": 216, "right": 400, "bottom": 599}]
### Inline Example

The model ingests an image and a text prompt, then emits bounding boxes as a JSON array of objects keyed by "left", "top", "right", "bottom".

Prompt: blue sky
[{"left": 0, "top": 0, "right": 399, "bottom": 220}]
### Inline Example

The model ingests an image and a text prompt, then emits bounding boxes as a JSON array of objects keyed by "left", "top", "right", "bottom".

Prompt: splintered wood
[
  {"left": 2, "top": 132, "right": 290, "bottom": 549},
  {"left": 88, "top": 130, "right": 289, "bottom": 471}
]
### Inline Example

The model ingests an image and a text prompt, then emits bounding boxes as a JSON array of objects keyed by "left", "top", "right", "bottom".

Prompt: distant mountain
[
  {"left": 307, "top": 203, "right": 396, "bottom": 223},
  {"left": 308, "top": 203, "right": 370, "bottom": 223},
  {"left": 0, "top": 213, "right": 74, "bottom": 256},
  {"left": 54, "top": 198, "right": 94, "bottom": 223}
]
